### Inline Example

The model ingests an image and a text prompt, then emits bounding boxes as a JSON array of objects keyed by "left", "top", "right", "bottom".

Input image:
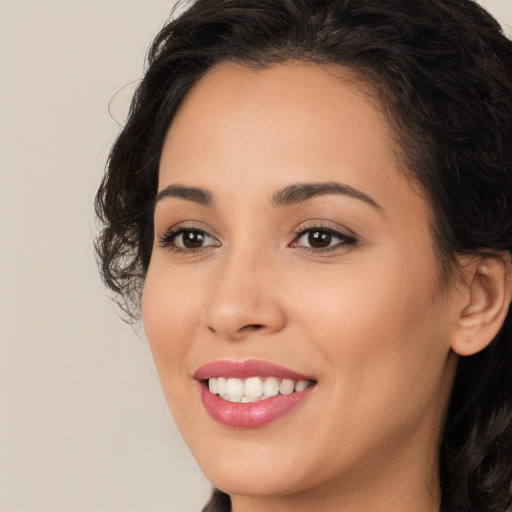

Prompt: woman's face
[{"left": 143, "top": 62, "right": 460, "bottom": 505}]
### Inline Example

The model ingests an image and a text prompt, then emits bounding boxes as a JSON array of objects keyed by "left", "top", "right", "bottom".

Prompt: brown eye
[
  {"left": 180, "top": 230, "right": 206, "bottom": 248},
  {"left": 292, "top": 227, "right": 357, "bottom": 252},
  {"left": 160, "top": 228, "right": 219, "bottom": 251},
  {"left": 308, "top": 230, "right": 332, "bottom": 248}
]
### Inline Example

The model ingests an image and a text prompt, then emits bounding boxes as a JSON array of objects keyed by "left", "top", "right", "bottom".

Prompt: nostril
[
  {"left": 208, "top": 324, "right": 264, "bottom": 334},
  {"left": 241, "top": 324, "right": 264, "bottom": 332}
]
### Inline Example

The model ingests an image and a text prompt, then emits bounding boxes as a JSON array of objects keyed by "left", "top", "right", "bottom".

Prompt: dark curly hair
[{"left": 95, "top": 0, "right": 512, "bottom": 510}]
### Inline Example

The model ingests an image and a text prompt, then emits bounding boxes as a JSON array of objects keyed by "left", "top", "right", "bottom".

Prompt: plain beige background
[{"left": 1, "top": 1, "right": 511, "bottom": 511}]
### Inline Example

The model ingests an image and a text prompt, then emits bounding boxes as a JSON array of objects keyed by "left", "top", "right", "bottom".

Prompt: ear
[{"left": 451, "top": 253, "right": 512, "bottom": 356}]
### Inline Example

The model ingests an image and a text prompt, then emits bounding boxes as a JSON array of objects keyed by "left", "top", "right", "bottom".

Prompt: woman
[{"left": 95, "top": 0, "right": 512, "bottom": 511}]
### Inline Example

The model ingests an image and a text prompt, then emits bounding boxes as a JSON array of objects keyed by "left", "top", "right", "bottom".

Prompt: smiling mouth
[
  {"left": 195, "top": 360, "right": 317, "bottom": 427},
  {"left": 205, "top": 376, "right": 315, "bottom": 403}
]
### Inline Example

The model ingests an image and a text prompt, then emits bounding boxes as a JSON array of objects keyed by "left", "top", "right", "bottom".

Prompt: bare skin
[{"left": 142, "top": 62, "right": 511, "bottom": 512}]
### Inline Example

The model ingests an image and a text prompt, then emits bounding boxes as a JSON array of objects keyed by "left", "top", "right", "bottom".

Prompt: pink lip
[
  {"left": 194, "top": 360, "right": 316, "bottom": 428},
  {"left": 194, "top": 359, "right": 314, "bottom": 381}
]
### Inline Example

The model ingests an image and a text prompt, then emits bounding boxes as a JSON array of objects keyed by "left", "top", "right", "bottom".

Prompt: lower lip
[{"left": 198, "top": 384, "right": 315, "bottom": 428}]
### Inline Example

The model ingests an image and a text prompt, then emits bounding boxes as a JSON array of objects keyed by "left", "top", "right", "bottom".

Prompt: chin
[
  {"left": 207, "top": 466, "right": 304, "bottom": 499},
  {"left": 189, "top": 437, "right": 313, "bottom": 498}
]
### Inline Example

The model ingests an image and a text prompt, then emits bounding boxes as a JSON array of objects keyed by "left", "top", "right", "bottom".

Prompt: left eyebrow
[{"left": 271, "top": 181, "right": 383, "bottom": 212}]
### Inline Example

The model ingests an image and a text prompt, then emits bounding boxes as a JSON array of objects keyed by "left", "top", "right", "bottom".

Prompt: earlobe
[{"left": 451, "top": 254, "right": 512, "bottom": 357}]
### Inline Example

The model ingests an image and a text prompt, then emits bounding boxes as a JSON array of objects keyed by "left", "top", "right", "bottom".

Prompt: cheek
[
  {"left": 142, "top": 267, "right": 199, "bottom": 381},
  {"left": 287, "top": 250, "right": 450, "bottom": 419}
]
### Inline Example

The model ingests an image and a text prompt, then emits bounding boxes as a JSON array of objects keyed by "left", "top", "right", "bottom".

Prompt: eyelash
[
  {"left": 159, "top": 226, "right": 219, "bottom": 254},
  {"left": 158, "top": 225, "right": 357, "bottom": 255},
  {"left": 290, "top": 226, "right": 357, "bottom": 254}
]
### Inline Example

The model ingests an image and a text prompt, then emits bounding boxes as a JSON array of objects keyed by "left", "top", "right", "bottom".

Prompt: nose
[{"left": 202, "top": 249, "right": 287, "bottom": 342}]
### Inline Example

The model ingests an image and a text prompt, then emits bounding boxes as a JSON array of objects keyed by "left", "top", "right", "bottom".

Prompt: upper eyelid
[
  {"left": 159, "top": 226, "right": 218, "bottom": 242},
  {"left": 293, "top": 220, "right": 357, "bottom": 238},
  {"left": 157, "top": 221, "right": 220, "bottom": 240},
  {"left": 293, "top": 227, "right": 357, "bottom": 245},
  {"left": 156, "top": 221, "right": 358, "bottom": 248},
  {"left": 295, "top": 226, "right": 348, "bottom": 237}
]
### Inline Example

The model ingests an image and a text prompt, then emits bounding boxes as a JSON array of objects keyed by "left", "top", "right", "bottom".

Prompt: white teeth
[
  {"left": 208, "top": 378, "right": 218, "bottom": 394},
  {"left": 295, "top": 380, "right": 309, "bottom": 392},
  {"left": 225, "top": 378, "right": 244, "bottom": 399},
  {"left": 244, "top": 377, "right": 263, "bottom": 398},
  {"left": 279, "top": 379, "right": 295, "bottom": 395},
  {"left": 217, "top": 377, "right": 226, "bottom": 395},
  {"left": 241, "top": 396, "right": 259, "bottom": 403},
  {"left": 207, "top": 376, "right": 313, "bottom": 402},
  {"left": 263, "top": 377, "right": 279, "bottom": 397}
]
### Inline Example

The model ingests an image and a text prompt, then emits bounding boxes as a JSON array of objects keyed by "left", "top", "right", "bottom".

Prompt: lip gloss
[{"left": 195, "top": 360, "right": 316, "bottom": 428}]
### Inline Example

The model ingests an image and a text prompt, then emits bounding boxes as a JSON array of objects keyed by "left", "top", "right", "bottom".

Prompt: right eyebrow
[{"left": 154, "top": 184, "right": 214, "bottom": 207}]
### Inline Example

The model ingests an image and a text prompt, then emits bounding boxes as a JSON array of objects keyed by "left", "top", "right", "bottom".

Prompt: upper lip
[{"left": 194, "top": 359, "right": 315, "bottom": 381}]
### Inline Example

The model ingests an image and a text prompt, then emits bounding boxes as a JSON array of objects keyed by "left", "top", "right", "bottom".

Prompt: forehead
[
  {"left": 159, "top": 61, "right": 425, "bottom": 219},
  {"left": 163, "top": 61, "right": 392, "bottom": 165}
]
